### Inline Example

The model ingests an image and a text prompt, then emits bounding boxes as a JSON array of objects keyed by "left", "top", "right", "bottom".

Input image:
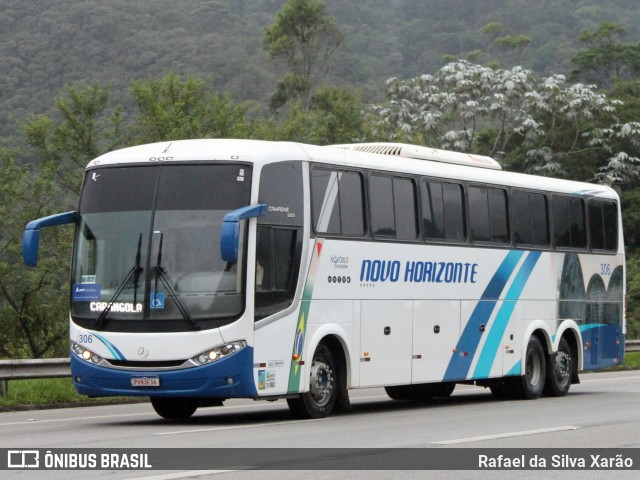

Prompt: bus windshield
[{"left": 71, "top": 163, "right": 252, "bottom": 332}]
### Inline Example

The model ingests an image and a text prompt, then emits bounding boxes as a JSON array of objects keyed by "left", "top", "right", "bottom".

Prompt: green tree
[
  {"left": 131, "top": 73, "right": 252, "bottom": 143},
  {"left": 22, "top": 84, "right": 123, "bottom": 196},
  {"left": 571, "top": 22, "right": 640, "bottom": 88},
  {"left": 444, "top": 23, "right": 534, "bottom": 68},
  {"left": 263, "top": 0, "right": 344, "bottom": 111},
  {"left": 308, "top": 86, "right": 366, "bottom": 144},
  {"left": 261, "top": 86, "right": 367, "bottom": 145},
  {"left": 0, "top": 150, "right": 71, "bottom": 358},
  {"left": 480, "top": 23, "right": 533, "bottom": 65}
]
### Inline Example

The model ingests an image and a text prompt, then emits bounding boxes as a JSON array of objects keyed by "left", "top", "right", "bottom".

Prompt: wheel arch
[
  {"left": 521, "top": 320, "right": 581, "bottom": 384},
  {"left": 521, "top": 320, "right": 553, "bottom": 370}
]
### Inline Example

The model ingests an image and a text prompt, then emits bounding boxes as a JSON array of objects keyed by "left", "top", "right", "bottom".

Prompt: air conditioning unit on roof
[{"left": 330, "top": 142, "right": 501, "bottom": 170}]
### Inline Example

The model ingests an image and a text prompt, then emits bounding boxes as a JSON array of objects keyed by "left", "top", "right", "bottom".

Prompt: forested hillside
[{"left": 1, "top": 0, "right": 640, "bottom": 142}]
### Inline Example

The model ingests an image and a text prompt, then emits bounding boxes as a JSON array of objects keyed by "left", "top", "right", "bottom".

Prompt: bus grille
[{"left": 106, "top": 359, "right": 187, "bottom": 369}]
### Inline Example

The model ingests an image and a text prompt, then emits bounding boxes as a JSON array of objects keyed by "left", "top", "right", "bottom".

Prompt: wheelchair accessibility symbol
[{"left": 150, "top": 292, "right": 165, "bottom": 309}]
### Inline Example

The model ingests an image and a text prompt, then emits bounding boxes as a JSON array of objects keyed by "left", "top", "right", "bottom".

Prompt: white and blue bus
[{"left": 23, "top": 139, "right": 625, "bottom": 419}]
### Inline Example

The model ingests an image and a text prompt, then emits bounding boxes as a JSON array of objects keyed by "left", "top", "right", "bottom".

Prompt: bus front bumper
[{"left": 71, "top": 346, "right": 257, "bottom": 398}]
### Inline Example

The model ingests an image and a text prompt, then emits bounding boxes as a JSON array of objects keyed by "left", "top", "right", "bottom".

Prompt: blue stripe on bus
[
  {"left": 505, "top": 360, "right": 521, "bottom": 376},
  {"left": 92, "top": 333, "right": 126, "bottom": 360},
  {"left": 443, "top": 250, "right": 524, "bottom": 381},
  {"left": 472, "top": 251, "right": 541, "bottom": 379}
]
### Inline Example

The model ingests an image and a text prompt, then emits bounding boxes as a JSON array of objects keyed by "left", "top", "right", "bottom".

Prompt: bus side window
[
  {"left": 255, "top": 226, "right": 302, "bottom": 320},
  {"left": 311, "top": 168, "right": 365, "bottom": 236},
  {"left": 369, "top": 174, "right": 418, "bottom": 240},
  {"left": 589, "top": 200, "right": 618, "bottom": 252},
  {"left": 553, "top": 195, "right": 587, "bottom": 249},
  {"left": 255, "top": 162, "right": 304, "bottom": 320},
  {"left": 512, "top": 190, "right": 549, "bottom": 247},
  {"left": 469, "top": 185, "right": 509, "bottom": 244},
  {"left": 421, "top": 180, "right": 465, "bottom": 242}
]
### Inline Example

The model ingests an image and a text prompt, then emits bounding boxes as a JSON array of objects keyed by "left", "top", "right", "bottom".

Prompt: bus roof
[{"left": 86, "top": 139, "right": 617, "bottom": 199}]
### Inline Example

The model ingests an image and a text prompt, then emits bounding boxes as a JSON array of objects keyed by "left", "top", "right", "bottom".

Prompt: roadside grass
[
  {"left": 0, "top": 377, "right": 144, "bottom": 410},
  {"left": 607, "top": 351, "right": 640, "bottom": 370},
  {"left": 1, "top": 353, "right": 639, "bottom": 411}
]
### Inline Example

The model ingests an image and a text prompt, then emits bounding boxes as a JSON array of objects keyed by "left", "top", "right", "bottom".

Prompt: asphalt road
[{"left": 1, "top": 369, "right": 639, "bottom": 479}]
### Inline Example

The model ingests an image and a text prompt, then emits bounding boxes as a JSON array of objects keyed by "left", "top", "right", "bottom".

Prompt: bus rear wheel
[
  {"left": 515, "top": 336, "right": 546, "bottom": 400},
  {"left": 150, "top": 397, "right": 199, "bottom": 419},
  {"left": 544, "top": 337, "right": 573, "bottom": 397},
  {"left": 287, "top": 344, "right": 338, "bottom": 419}
]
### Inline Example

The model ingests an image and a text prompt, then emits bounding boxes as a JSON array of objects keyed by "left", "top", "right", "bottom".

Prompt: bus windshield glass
[{"left": 71, "top": 163, "right": 252, "bottom": 332}]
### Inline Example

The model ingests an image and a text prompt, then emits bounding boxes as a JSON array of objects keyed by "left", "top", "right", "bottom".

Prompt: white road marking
[
  {"left": 0, "top": 401, "right": 285, "bottom": 427},
  {"left": 431, "top": 426, "right": 579, "bottom": 445},
  {"left": 579, "top": 375, "right": 640, "bottom": 383},
  {"left": 0, "top": 411, "right": 157, "bottom": 427},
  {"left": 0, "top": 394, "right": 393, "bottom": 428},
  {"left": 125, "top": 471, "right": 235, "bottom": 480}
]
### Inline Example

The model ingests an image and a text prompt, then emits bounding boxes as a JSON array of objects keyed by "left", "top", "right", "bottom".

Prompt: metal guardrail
[
  {"left": 1, "top": 341, "right": 639, "bottom": 398},
  {"left": 0, "top": 358, "right": 70, "bottom": 398},
  {"left": 627, "top": 339, "right": 640, "bottom": 352}
]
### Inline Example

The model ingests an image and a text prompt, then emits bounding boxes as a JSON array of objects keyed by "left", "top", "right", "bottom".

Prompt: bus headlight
[
  {"left": 71, "top": 342, "right": 103, "bottom": 365},
  {"left": 192, "top": 341, "right": 246, "bottom": 366}
]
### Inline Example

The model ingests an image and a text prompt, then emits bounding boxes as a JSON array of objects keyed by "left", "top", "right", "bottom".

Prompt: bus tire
[
  {"left": 150, "top": 397, "right": 199, "bottom": 419},
  {"left": 515, "top": 336, "right": 546, "bottom": 400},
  {"left": 287, "top": 344, "right": 337, "bottom": 419},
  {"left": 543, "top": 337, "right": 573, "bottom": 397}
]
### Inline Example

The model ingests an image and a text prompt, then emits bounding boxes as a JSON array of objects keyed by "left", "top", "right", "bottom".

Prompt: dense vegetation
[{"left": 1, "top": 0, "right": 640, "bottom": 358}]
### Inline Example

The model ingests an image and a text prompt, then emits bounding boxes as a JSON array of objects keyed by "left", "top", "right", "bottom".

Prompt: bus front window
[{"left": 71, "top": 163, "right": 252, "bottom": 332}]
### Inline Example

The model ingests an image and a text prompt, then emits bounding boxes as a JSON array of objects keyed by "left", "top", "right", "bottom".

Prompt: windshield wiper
[
  {"left": 95, "top": 234, "right": 143, "bottom": 331},
  {"left": 153, "top": 233, "right": 200, "bottom": 331}
]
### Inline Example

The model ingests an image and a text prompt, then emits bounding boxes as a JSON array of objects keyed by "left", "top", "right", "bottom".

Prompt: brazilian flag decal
[{"left": 288, "top": 239, "right": 323, "bottom": 393}]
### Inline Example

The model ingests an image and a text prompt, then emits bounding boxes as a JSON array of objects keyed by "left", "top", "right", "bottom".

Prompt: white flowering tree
[{"left": 369, "top": 60, "right": 640, "bottom": 187}]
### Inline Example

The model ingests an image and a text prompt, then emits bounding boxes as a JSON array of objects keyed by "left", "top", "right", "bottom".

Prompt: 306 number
[
  {"left": 600, "top": 263, "right": 612, "bottom": 276},
  {"left": 77, "top": 334, "right": 93, "bottom": 344}
]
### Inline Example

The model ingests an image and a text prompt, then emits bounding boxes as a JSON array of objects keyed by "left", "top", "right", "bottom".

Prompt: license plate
[{"left": 131, "top": 376, "right": 160, "bottom": 387}]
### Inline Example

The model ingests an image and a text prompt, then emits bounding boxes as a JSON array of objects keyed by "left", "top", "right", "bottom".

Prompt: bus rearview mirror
[
  {"left": 220, "top": 204, "right": 268, "bottom": 262},
  {"left": 22, "top": 211, "right": 78, "bottom": 267}
]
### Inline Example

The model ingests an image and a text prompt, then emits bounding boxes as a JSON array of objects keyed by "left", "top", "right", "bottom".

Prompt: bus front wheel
[
  {"left": 150, "top": 397, "right": 199, "bottom": 419},
  {"left": 287, "top": 344, "right": 338, "bottom": 419}
]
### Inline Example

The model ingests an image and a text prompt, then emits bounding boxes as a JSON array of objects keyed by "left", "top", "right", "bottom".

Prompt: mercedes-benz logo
[{"left": 138, "top": 347, "right": 149, "bottom": 358}]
